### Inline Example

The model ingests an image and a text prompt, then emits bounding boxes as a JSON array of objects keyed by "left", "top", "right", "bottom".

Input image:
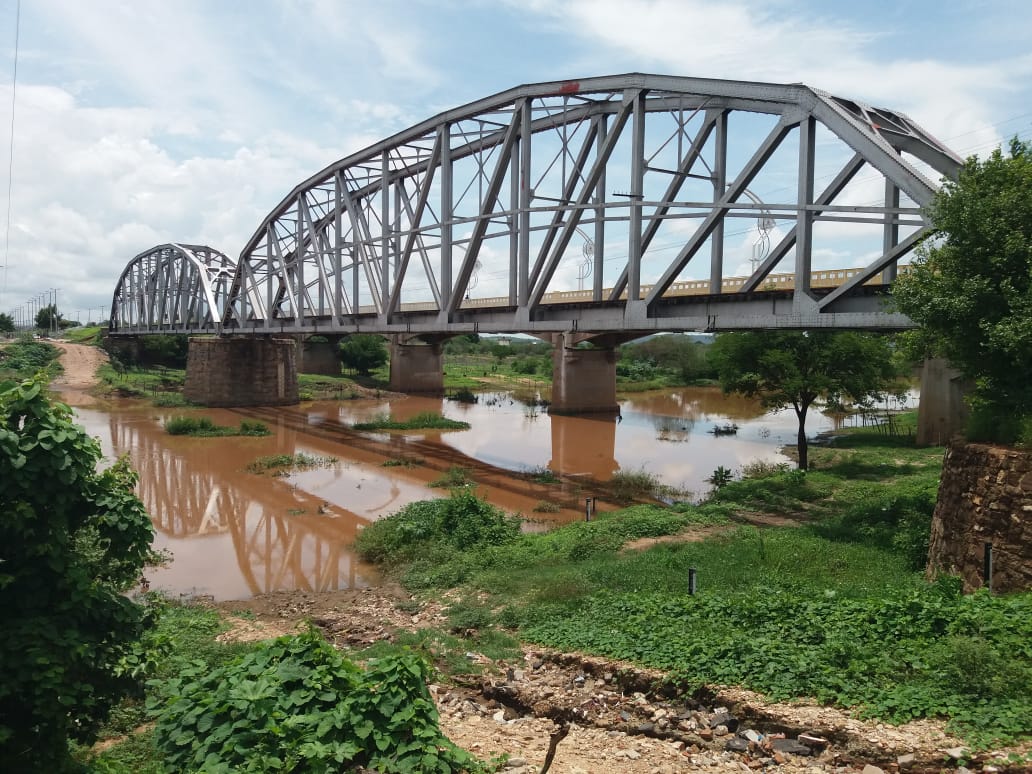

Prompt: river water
[{"left": 63, "top": 387, "right": 907, "bottom": 601}]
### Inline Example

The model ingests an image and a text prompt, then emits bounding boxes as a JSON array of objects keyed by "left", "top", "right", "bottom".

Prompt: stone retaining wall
[{"left": 927, "top": 442, "right": 1032, "bottom": 592}]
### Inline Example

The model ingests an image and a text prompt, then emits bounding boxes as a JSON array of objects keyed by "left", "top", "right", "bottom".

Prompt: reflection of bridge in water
[{"left": 109, "top": 414, "right": 374, "bottom": 597}]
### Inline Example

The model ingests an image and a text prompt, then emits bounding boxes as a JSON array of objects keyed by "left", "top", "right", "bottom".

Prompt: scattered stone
[
  {"left": 771, "top": 738, "right": 812, "bottom": 756},
  {"left": 945, "top": 747, "right": 969, "bottom": 760},
  {"left": 896, "top": 753, "right": 915, "bottom": 766},
  {"left": 713, "top": 724, "right": 730, "bottom": 737},
  {"left": 798, "top": 732, "right": 829, "bottom": 749},
  {"left": 861, "top": 766, "right": 886, "bottom": 774},
  {"left": 742, "top": 729, "right": 763, "bottom": 743},
  {"left": 503, "top": 756, "right": 527, "bottom": 768},
  {"left": 725, "top": 738, "right": 750, "bottom": 753}
]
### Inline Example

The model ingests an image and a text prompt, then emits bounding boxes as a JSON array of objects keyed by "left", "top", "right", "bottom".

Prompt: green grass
[
  {"left": 65, "top": 326, "right": 103, "bottom": 344},
  {"left": 0, "top": 337, "right": 62, "bottom": 380},
  {"left": 357, "top": 429, "right": 1032, "bottom": 747},
  {"left": 164, "top": 416, "right": 270, "bottom": 437},
  {"left": 353, "top": 411, "right": 470, "bottom": 432},
  {"left": 245, "top": 452, "right": 338, "bottom": 474}
]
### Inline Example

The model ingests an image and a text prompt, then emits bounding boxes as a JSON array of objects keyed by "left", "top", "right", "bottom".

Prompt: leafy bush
[
  {"left": 0, "top": 338, "right": 60, "bottom": 378},
  {"left": 151, "top": 627, "right": 480, "bottom": 773},
  {"left": 429, "top": 465, "right": 474, "bottom": 488},
  {"left": 1, "top": 378, "right": 154, "bottom": 771},
  {"left": 354, "top": 490, "right": 521, "bottom": 566}
]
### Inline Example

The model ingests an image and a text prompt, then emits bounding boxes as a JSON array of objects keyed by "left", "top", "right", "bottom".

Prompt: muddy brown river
[{"left": 65, "top": 388, "right": 908, "bottom": 601}]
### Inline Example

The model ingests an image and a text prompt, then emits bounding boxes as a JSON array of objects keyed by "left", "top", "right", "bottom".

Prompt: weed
[
  {"left": 245, "top": 453, "right": 337, "bottom": 474},
  {"left": 428, "top": 465, "right": 474, "bottom": 488},
  {"left": 164, "top": 416, "right": 271, "bottom": 437},
  {"left": 353, "top": 411, "right": 470, "bottom": 431},
  {"left": 532, "top": 500, "right": 561, "bottom": 513}
]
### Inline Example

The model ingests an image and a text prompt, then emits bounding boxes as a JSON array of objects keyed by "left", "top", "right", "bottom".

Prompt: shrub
[
  {"left": 151, "top": 627, "right": 479, "bottom": 773},
  {"left": 354, "top": 490, "right": 521, "bottom": 566},
  {"left": 1, "top": 378, "right": 154, "bottom": 771}
]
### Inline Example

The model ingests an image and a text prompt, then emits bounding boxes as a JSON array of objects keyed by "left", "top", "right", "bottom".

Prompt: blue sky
[{"left": 0, "top": 0, "right": 1029, "bottom": 321}]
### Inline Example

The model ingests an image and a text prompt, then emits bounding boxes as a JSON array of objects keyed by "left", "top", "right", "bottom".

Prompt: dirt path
[{"left": 50, "top": 340, "right": 108, "bottom": 406}]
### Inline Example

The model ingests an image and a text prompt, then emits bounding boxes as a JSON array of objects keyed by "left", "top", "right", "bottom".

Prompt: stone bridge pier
[
  {"left": 184, "top": 336, "right": 299, "bottom": 407},
  {"left": 389, "top": 336, "right": 445, "bottom": 394}
]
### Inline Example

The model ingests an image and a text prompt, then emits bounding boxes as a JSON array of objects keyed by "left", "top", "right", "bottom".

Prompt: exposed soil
[
  {"left": 50, "top": 340, "right": 109, "bottom": 406},
  {"left": 216, "top": 588, "right": 1031, "bottom": 774}
]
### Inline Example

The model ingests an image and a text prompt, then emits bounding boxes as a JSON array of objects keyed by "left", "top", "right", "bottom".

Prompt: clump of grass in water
[
  {"left": 609, "top": 468, "right": 689, "bottom": 503},
  {"left": 382, "top": 456, "right": 424, "bottom": 468},
  {"left": 428, "top": 465, "right": 474, "bottom": 488},
  {"left": 245, "top": 453, "right": 337, "bottom": 474},
  {"left": 353, "top": 411, "right": 469, "bottom": 431},
  {"left": 165, "top": 416, "right": 271, "bottom": 437}
]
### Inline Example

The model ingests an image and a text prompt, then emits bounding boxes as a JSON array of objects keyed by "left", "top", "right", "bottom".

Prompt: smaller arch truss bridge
[{"left": 111, "top": 74, "right": 962, "bottom": 337}]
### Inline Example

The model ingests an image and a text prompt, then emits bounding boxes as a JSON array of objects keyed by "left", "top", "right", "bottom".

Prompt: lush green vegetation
[
  {"left": 64, "top": 325, "right": 103, "bottom": 344},
  {"left": 355, "top": 428, "right": 1032, "bottom": 747},
  {"left": 709, "top": 331, "right": 902, "bottom": 468},
  {"left": 1, "top": 378, "right": 155, "bottom": 771},
  {"left": 245, "top": 452, "right": 338, "bottom": 474},
  {"left": 152, "top": 626, "right": 481, "bottom": 773},
  {"left": 894, "top": 138, "right": 1032, "bottom": 445},
  {"left": 165, "top": 416, "right": 271, "bottom": 437},
  {"left": 353, "top": 411, "right": 470, "bottom": 432},
  {"left": 0, "top": 336, "right": 62, "bottom": 380},
  {"left": 617, "top": 334, "right": 717, "bottom": 388},
  {"left": 339, "top": 334, "right": 389, "bottom": 376}
]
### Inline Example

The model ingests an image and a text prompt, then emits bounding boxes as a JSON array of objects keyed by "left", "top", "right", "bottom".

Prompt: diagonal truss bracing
[
  {"left": 112, "top": 74, "right": 965, "bottom": 337},
  {"left": 111, "top": 244, "right": 236, "bottom": 334}
]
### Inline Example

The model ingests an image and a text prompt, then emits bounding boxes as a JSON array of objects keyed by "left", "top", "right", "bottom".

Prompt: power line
[{"left": 1, "top": 0, "right": 20, "bottom": 311}]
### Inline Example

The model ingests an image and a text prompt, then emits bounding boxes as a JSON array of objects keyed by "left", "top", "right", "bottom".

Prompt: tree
[
  {"left": 893, "top": 138, "right": 1032, "bottom": 423},
  {"left": 709, "top": 331, "right": 897, "bottom": 469},
  {"left": 339, "top": 334, "right": 388, "bottom": 376},
  {"left": 0, "top": 313, "right": 13, "bottom": 333},
  {"left": 35, "top": 304, "right": 63, "bottom": 332},
  {"left": 0, "top": 377, "right": 155, "bottom": 771}
]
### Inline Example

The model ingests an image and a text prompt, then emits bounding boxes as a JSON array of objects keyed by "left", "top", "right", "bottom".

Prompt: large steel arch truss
[
  {"left": 112, "top": 74, "right": 965, "bottom": 337},
  {"left": 112, "top": 244, "right": 236, "bottom": 333}
]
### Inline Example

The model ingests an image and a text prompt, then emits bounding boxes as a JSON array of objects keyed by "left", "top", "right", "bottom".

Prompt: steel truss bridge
[{"left": 110, "top": 74, "right": 962, "bottom": 338}]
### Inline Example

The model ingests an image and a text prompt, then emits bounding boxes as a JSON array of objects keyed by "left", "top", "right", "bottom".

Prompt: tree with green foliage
[
  {"left": 893, "top": 138, "right": 1032, "bottom": 438},
  {"left": 0, "top": 377, "right": 155, "bottom": 771},
  {"left": 709, "top": 331, "right": 897, "bottom": 469},
  {"left": 0, "top": 313, "right": 13, "bottom": 333},
  {"left": 34, "top": 304, "right": 62, "bottom": 332},
  {"left": 339, "top": 333, "right": 389, "bottom": 376}
]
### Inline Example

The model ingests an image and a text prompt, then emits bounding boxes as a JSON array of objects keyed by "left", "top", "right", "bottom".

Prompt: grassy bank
[
  {"left": 356, "top": 428, "right": 1032, "bottom": 748},
  {"left": 0, "top": 337, "right": 62, "bottom": 381}
]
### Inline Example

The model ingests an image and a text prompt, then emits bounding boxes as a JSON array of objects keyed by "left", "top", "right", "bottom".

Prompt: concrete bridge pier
[
  {"left": 916, "top": 357, "right": 969, "bottom": 446},
  {"left": 297, "top": 336, "right": 343, "bottom": 376},
  {"left": 549, "top": 332, "right": 620, "bottom": 415},
  {"left": 389, "top": 336, "right": 444, "bottom": 395},
  {"left": 184, "top": 336, "right": 299, "bottom": 407}
]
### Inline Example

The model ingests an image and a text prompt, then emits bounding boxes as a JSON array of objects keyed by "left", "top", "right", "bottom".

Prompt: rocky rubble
[{"left": 220, "top": 589, "right": 1032, "bottom": 773}]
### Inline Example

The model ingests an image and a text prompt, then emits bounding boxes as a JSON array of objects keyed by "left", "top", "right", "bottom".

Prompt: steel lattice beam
[{"left": 111, "top": 74, "right": 965, "bottom": 337}]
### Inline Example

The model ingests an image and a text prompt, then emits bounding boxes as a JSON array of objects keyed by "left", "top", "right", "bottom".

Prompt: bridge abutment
[
  {"left": 549, "top": 333, "right": 619, "bottom": 414},
  {"left": 184, "top": 337, "right": 299, "bottom": 407},
  {"left": 916, "top": 357, "right": 969, "bottom": 446},
  {"left": 388, "top": 338, "right": 444, "bottom": 394}
]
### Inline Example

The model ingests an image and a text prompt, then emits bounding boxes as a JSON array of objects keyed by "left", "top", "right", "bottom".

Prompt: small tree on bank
[
  {"left": 0, "top": 377, "right": 155, "bottom": 771},
  {"left": 339, "top": 334, "right": 388, "bottom": 376},
  {"left": 893, "top": 138, "right": 1032, "bottom": 440},
  {"left": 709, "top": 331, "right": 897, "bottom": 469},
  {"left": 0, "top": 313, "right": 14, "bottom": 333}
]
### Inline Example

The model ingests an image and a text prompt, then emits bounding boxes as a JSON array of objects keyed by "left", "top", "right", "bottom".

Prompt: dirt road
[{"left": 50, "top": 340, "right": 108, "bottom": 405}]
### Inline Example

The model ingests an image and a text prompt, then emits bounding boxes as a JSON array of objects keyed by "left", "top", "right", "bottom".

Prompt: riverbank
[{"left": 48, "top": 342, "right": 1032, "bottom": 771}]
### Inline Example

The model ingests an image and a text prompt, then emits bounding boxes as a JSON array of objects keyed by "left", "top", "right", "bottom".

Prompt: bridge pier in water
[
  {"left": 184, "top": 337, "right": 299, "bottom": 407},
  {"left": 389, "top": 337, "right": 445, "bottom": 395},
  {"left": 549, "top": 333, "right": 620, "bottom": 415}
]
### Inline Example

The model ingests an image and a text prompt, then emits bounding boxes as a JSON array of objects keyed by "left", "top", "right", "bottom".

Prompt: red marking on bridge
[{"left": 556, "top": 81, "right": 580, "bottom": 95}]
